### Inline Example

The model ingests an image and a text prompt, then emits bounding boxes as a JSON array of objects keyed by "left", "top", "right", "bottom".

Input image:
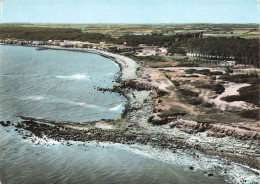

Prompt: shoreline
[
  {"left": 0, "top": 44, "right": 137, "bottom": 80},
  {"left": 39, "top": 45, "right": 138, "bottom": 80},
  {"left": 1, "top": 43, "right": 260, "bottom": 183},
  {"left": 25, "top": 133, "right": 260, "bottom": 184},
  {"left": 2, "top": 118, "right": 260, "bottom": 183}
]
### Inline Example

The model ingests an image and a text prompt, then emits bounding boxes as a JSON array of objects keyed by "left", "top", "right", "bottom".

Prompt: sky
[{"left": 0, "top": 0, "right": 259, "bottom": 24}]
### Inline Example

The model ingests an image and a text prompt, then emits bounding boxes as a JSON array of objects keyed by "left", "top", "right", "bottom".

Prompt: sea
[{"left": 0, "top": 45, "right": 226, "bottom": 184}]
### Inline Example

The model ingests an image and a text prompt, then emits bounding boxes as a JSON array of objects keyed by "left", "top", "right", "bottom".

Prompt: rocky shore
[
  {"left": 1, "top": 43, "right": 259, "bottom": 183},
  {"left": 0, "top": 118, "right": 186, "bottom": 150},
  {"left": 1, "top": 115, "right": 260, "bottom": 183}
]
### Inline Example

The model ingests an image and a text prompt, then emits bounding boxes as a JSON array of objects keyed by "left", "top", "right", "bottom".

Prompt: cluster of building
[
  {"left": 116, "top": 45, "right": 168, "bottom": 56},
  {"left": 1, "top": 38, "right": 170, "bottom": 56},
  {"left": 142, "top": 47, "right": 168, "bottom": 56},
  {"left": 0, "top": 39, "right": 99, "bottom": 48}
]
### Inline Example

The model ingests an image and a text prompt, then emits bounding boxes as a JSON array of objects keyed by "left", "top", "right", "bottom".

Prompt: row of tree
[
  {"left": 186, "top": 37, "right": 259, "bottom": 67},
  {"left": 115, "top": 33, "right": 202, "bottom": 47},
  {"left": 0, "top": 26, "right": 110, "bottom": 43}
]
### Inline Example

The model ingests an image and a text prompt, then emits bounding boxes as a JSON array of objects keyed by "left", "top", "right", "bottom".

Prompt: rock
[
  {"left": 150, "top": 116, "right": 166, "bottom": 125},
  {"left": 202, "top": 102, "right": 213, "bottom": 108},
  {"left": 242, "top": 144, "right": 250, "bottom": 148},
  {"left": 0, "top": 121, "right": 9, "bottom": 127},
  {"left": 189, "top": 166, "right": 194, "bottom": 170}
]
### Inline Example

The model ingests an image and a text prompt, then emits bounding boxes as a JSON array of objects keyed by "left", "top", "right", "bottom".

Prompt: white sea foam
[
  {"left": 26, "top": 95, "right": 102, "bottom": 110},
  {"left": 116, "top": 144, "right": 260, "bottom": 184},
  {"left": 27, "top": 95, "right": 46, "bottom": 101},
  {"left": 27, "top": 135, "right": 260, "bottom": 184},
  {"left": 56, "top": 73, "right": 87, "bottom": 80},
  {"left": 63, "top": 100, "right": 101, "bottom": 110},
  {"left": 108, "top": 103, "right": 124, "bottom": 111},
  {"left": 76, "top": 102, "right": 87, "bottom": 106},
  {"left": 107, "top": 72, "right": 114, "bottom": 76}
]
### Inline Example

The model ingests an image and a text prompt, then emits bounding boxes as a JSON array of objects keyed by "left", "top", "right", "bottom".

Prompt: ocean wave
[
  {"left": 27, "top": 95, "right": 46, "bottom": 101},
  {"left": 53, "top": 98, "right": 101, "bottom": 110},
  {"left": 107, "top": 72, "right": 114, "bottom": 76},
  {"left": 26, "top": 95, "right": 124, "bottom": 113},
  {"left": 26, "top": 95, "right": 93, "bottom": 107},
  {"left": 76, "top": 102, "right": 87, "bottom": 106},
  {"left": 56, "top": 73, "right": 88, "bottom": 80},
  {"left": 76, "top": 102, "right": 100, "bottom": 109},
  {"left": 108, "top": 103, "right": 124, "bottom": 111}
]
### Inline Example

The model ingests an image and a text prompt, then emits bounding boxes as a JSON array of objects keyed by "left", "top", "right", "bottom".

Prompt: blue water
[
  {"left": 0, "top": 45, "right": 125, "bottom": 122},
  {"left": 0, "top": 45, "right": 226, "bottom": 184}
]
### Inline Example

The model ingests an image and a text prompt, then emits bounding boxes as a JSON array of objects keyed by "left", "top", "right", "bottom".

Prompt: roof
[
  {"left": 143, "top": 47, "right": 156, "bottom": 51},
  {"left": 117, "top": 45, "right": 131, "bottom": 49},
  {"left": 227, "top": 61, "right": 236, "bottom": 63}
]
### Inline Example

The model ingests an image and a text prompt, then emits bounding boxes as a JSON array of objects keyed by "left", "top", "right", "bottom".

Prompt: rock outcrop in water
[{"left": 1, "top": 116, "right": 260, "bottom": 171}]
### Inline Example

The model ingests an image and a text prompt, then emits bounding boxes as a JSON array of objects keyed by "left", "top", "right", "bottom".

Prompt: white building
[
  {"left": 142, "top": 48, "right": 156, "bottom": 56},
  {"left": 157, "top": 47, "right": 168, "bottom": 56},
  {"left": 218, "top": 60, "right": 237, "bottom": 67}
]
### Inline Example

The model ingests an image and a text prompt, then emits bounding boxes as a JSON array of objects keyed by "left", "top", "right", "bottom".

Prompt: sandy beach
[{"left": 40, "top": 45, "right": 137, "bottom": 80}]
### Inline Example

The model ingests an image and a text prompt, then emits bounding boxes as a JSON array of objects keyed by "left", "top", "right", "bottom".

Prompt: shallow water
[
  {"left": 0, "top": 126, "right": 227, "bottom": 184},
  {"left": 0, "top": 45, "right": 227, "bottom": 184}
]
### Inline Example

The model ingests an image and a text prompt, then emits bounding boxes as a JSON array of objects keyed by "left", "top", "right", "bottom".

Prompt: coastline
[
  {"left": 0, "top": 43, "right": 260, "bottom": 183},
  {"left": 39, "top": 45, "right": 138, "bottom": 80},
  {"left": 0, "top": 44, "right": 137, "bottom": 80}
]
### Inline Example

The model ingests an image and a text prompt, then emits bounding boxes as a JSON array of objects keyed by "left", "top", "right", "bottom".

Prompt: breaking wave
[
  {"left": 27, "top": 95, "right": 46, "bottom": 101},
  {"left": 108, "top": 103, "right": 124, "bottom": 111},
  {"left": 56, "top": 73, "right": 88, "bottom": 80}
]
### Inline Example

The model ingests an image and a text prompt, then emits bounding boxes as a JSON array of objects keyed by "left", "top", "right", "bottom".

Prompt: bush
[
  {"left": 185, "top": 69, "right": 196, "bottom": 74},
  {"left": 164, "top": 73, "right": 171, "bottom": 80},
  {"left": 157, "top": 90, "right": 169, "bottom": 97},
  {"left": 221, "top": 84, "right": 259, "bottom": 106},
  {"left": 185, "top": 69, "right": 222, "bottom": 76},
  {"left": 187, "top": 98, "right": 203, "bottom": 105},
  {"left": 186, "top": 75, "right": 199, "bottom": 78},
  {"left": 219, "top": 73, "right": 231, "bottom": 80},
  {"left": 238, "top": 109, "right": 259, "bottom": 120},
  {"left": 176, "top": 63, "right": 200, "bottom": 67},
  {"left": 196, "top": 69, "right": 211, "bottom": 75},
  {"left": 211, "top": 83, "right": 225, "bottom": 94},
  {"left": 225, "top": 67, "right": 233, "bottom": 73},
  {"left": 178, "top": 89, "right": 199, "bottom": 97},
  {"left": 158, "top": 106, "right": 187, "bottom": 118},
  {"left": 192, "top": 80, "right": 212, "bottom": 89},
  {"left": 211, "top": 71, "right": 223, "bottom": 75},
  {"left": 210, "top": 76, "right": 217, "bottom": 80},
  {"left": 171, "top": 80, "right": 180, "bottom": 87},
  {"left": 219, "top": 74, "right": 259, "bottom": 84},
  {"left": 202, "top": 102, "right": 213, "bottom": 108}
]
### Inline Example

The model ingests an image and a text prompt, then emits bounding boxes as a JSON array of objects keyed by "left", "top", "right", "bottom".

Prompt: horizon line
[{"left": 0, "top": 22, "right": 259, "bottom": 25}]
